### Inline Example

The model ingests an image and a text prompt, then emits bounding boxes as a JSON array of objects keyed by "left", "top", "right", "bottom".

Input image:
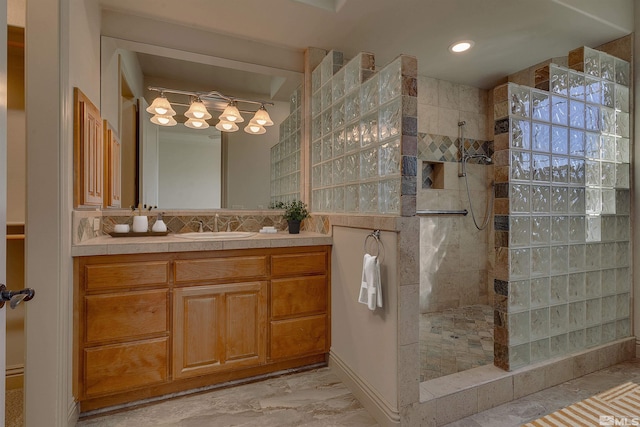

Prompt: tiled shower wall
[
  {"left": 270, "top": 85, "right": 302, "bottom": 204},
  {"left": 417, "top": 78, "right": 495, "bottom": 313},
  {"left": 492, "top": 46, "right": 632, "bottom": 370},
  {"left": 310, "top": 51, "right": 418, "bottom": 215}
]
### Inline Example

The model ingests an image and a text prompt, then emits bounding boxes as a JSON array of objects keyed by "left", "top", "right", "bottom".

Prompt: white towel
[{"left": 358, "top": 254, "right": 383, "bottom": 310}]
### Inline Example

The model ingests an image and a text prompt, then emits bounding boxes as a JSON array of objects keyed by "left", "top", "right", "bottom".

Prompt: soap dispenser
[{"left": 152, "top": 212, "right": 167, "bottom": 232}]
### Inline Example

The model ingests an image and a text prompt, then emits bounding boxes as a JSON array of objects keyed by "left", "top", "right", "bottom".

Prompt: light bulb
[
  {"left": 250, "top": 106, "right": 273, "bottom": 127},
  {"left": 150, "top": 114, "right": 177, "bottom": 126},
  {"left": 185, "top": 99, "right": 212, "bottom": 120},
  {"left": 215, "top": 119, "right": 239, "bottom": 132},
  {"left": 146, "top": 95, "right": 176, "bottom": 116},
  {"left": 219, "top": 102, "right": 244, "bottom": 123},
  {"left": 158, "top": 116, "right": 169, "bottom": 125},
  {"left": 185, "top": 118, "right": 210, "bottom": 129},
  {"left": 244, "top": 123, "right": 266, "bottom": 134}
]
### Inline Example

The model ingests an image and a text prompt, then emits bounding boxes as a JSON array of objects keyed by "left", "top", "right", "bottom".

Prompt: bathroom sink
[{"left": 174, "top": 231, "right": 256, "bottom": 240}]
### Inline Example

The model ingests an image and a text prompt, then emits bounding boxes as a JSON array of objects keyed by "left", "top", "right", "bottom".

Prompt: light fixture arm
[{"left": 147, "top": 86, "right": 274, "bottom": 107}]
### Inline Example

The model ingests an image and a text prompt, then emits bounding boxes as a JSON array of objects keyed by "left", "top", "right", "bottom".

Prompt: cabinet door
[
  {"left": 74, "top": 88, "right": 103, "bottom": 207},
  {"left": 173, "top": 282, "right": 267, "bottom": 379},
  {"left": 103, "top": 121, "right": 121, "bottom": 208}
]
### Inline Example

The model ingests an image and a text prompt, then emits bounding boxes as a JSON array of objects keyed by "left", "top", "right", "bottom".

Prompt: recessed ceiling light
[{"left": 449, "top": 40, "right": 474, "bottom": 53}]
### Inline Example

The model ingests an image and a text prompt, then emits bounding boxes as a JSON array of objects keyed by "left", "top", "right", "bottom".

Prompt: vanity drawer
[
  {"left": 83, "top": 337, "right": 169, "bottom": 397},
  {"left": 85, "top": 261, "right": 169, "bottom": 291},
  {"left": 174, "top": 256, "right": 268, "bottom": 284},
  {"left": 270, "top": 315, "right": 327, "bottom": 360},
  {"left": 271, "top": 276, "right": 327, "bottom": 319},
  {"left": 271, "top": 252, "right": 327, "bottom": 277},
  {"left": 85, "top": 289, "right": 169, "bottom": 343}
]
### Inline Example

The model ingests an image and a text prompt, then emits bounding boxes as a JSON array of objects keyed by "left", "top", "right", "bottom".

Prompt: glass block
[
  {"left": 312, "top": 114, "right": 322, "bottom": 141},
  {"left": 616, "top": 190, "right": 630, "bottom": 214},
  {"left": 334, "top": 129, "right": 346, "bottom": 157},
  {"left": 550, "top": 66, "right": 568, "bottom": 95},
  {"left": 379, "top": 100, "right": 401, "bottom": 142},
  {"left": 333, "top": 157, "right": 345, "bottom": 184},
  {"left": 510, "top": 216, "right": 530, "bottom": 247},
  {"left": 312, "top": 140, "right": 323, "bottom": 165},
  {"left": 532, "top": 155, "right": 551, "bottom": 183},
  {"left": 550, "top": 304, "right": 568, "bottom": 335},
  {"left": 360, "top": 75, "right": 379, "bottom": 115},
  {"left": 345, "top": 153, "right": 359, "bottom": 182},
  {"left": 332, "top": 68, "right": 345, "bottom": 102},
  {"left": 568, "top": 273, "right": 585, "bottom": 302},
  {"left": 345, "top": 121, "right": 360, "bottom": 152},
  {"left": 345, "top": 184, "right": 359, "bottom": 212},
  {"left": 615, "top": 216, "right": 629, "bottom": 241},
  {"left": 569, "top": 130, "right": 585, "bottom": 157},
  {"left": 550, "top": 334, "right": 568, "bottom": 357},
  {"left": 379, "top": 179, "right": 400, "bottom": 214},
  {"left": 511, "top": 184, "right": 531, "bottom": 213},
  {"left": 321, "top": 84, "right": 333, "bottom": 112},
  {"left": 601, "top": 135, "right": 616, "bottom": 161},
  {"left": 312, "top": 164, "right": 321, "bottom": 187},
  {"left": 616, "top": 138, "right": 629, "bottom": 163},
  {"left": 551, "top": 156, "right": 569, "bottom": 184},
  {"left": 359, "top": 147, "right": 378, "bottom": 180},
  {"left": 531, "top": 308, "right": 550, "bottom": 341},
  {"left": 511, "top": 119, "right": 531, "bottom": 149},
  {"left": 379, "top": 59, "right": 401, "bottom": 104},
  {"left": 511, "top": 151, "right": 531, "bottom": 181},
  {"left": 567, "top": 71, "right": 585, "bottom": 100},
  {"left": 551, "top": 126, "right": 568, "bottom": 155},
  {"left": 551, "top": 245, "right": 568, "bottom": 274},
  {"left": 311, "top": 189, "right": 321, "bottom": 211},
  {"left": 585, "top": 77, "right": 601, "bottom": 104},
  {"left": 585, "top": 272, "right": 601, "bottom": 299},
  {"left": 602, "top": 295, "right": 617, "bottom": 322},
  {"left": 344, "top": 55, "right": 362, "bottom": 93},
  {"left": 312, "top": 65, "right": 322, "bottom": 93},
  {"left": 551, "top": 96, "right": 568, "bottom": 125},
  {"left": 615, "top": 58, "right": 630, "bottom": 86},
  {"left": 585, "top": 133, "right": 599, "bottom": 159},
  {"left": 333, "top": 100, "right": 345, "bottom": 129},
  {"left": 333, "top": 186, "right": 345, "bottom": 212},
  {"left": 600, "top": 53, "right": 615, "bottom": 82},
  {"left": 532, "top": 89, "right": 550, "bottom": 122},
  {"left": 569, "top": 216, "right": 585, "bottom": 243},
  {"left": 616, "top": 163, "right": 629, "bottom": 188},
  {"left": 320, "top": 53, "right": 333, "bottom": 85},
  {"left": 615, "top": 242, "right": 629, "bottom": 267},
  {"left": 585, "top": 243, "right": 601, "bottom": 270},
  {"left": 509, "top": 280, "right": 530, "bottom": 312},
  {"left": 321, "top": 161, "right": 333, "bottom": 187},
  {"left": 600, "top": 216, "right": 615, "bottom": 241},
  {"left": 509, "top": 343, "right": 530, "bottom": 370},
  {"left": 551, "top": 186, "right": 568, "bottom": 212},
  {"left": 602, "top": 321, "right": 616, "bottom": 343},
  {"left": 601, "top": 189, "right": 615, "bottom": 214},
  {"left": 510, "top": 85, "right": 530, "bottom": 117},
  {"left": 510, "top": 248, "right": 530, "bottom": 280},
  {"left": 551, "top": 215, "right": 569, "bottom": 244},
  {"left": 312, "top": 91, "right": 322, "bottom": 118},
  {"left": 584, "top": 48, "right": 600, "bottom": 77},
  {"left": 550, "top": 276, "right": 568, "bottom": 306},
  {"left": 616, "top": 318, "right": 630, "bottom": 339},
  {"left": 567, "top": 329, "right": 585, "bottom": 353},
  {"left": 322, "top": 135, "right": 332, "bottom": 161},
  {"left": 531, "top": 277, "right": 550, "bottom": 308},
  {"left": 379, "top": 138, "right": 401, "bottom": 177},
  {"left": 616, "top": 267, "right": 630, "bottom": 293},
  {"left": 359, "top": 182, "right": 378, "bottom": 213},
  {"left": 586, "top": 299, "right": 602, "bottom": 327},
  {"left": 602, "top": 82, "right": 614, "bottom": 108},
  {"left": 345, "top": 91, "right": 360, "bottom": 123},
  {"left": 531, "top": 247, "right": 550, "bottom": 277},
  {"left": 602, "top": 269, "right": 616, "bottom": 296},
  {"left": 360, "top": 113, "right": 378, "bottom": 147},
  {"left": 568, "top": 301, "right": 586, "bottom": 331},
  {"left": 569, "top": 159, "right": 585, "bottom": 185},
  {"left": 569, "top": 101, "right": 585, "bottom": 129},
  {"left": 586, "top": 216, "right": 601, "bottom": 242},
  {"left": 531, "top": 216, "right": 550, "bottom": 245},
  {"left": 616, "top": 293, "right": 630, "bottom": 319},
  {"left": 323, "top": 187, "right": 333, "bottom": 211},
  {"left": 531, "top": 338, "right": 550, "bottom": 363},
  {"left": 532, "top": 123, "right": 550, "bottom": 152},
  {"left": 568, "top": 245, "right": 585, "bottom": 273},
  {"left": 585, "top": 188, "right": 601, "bottom": 214},
  {"left": 615, "top": 84, "right": 629, "bottom": 112},
  {"left": 600, "top": 242, "right": 615, "bottom": 270},
  {"left": 615, "top": 111, "right": 629, "bottom": 138},
  {"left": 585, "top": 161, "right": 600, "bottom": 186},
  {"left": 531, "top": 185, "right": 550, "bottom": 212},
  {"left": 509, "top": 310, "right": 530, "bottom": 346},
  {"left": 585, "top": 104, "right": 600, "bottom": 131}
]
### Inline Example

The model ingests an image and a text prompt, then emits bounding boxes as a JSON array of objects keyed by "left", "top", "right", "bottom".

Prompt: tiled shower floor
[{"left": 420, "top": 304, "right": 494, "bottom": 381}]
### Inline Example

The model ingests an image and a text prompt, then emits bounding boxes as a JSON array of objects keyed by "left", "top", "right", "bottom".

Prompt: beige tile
[
  {"left": 418, "top": 76, "right": 438, "bottom": 106},
  {"left": 436, "top": 388, "right": 477, "bottom": 425},
  {"left": 459, "top": 111, "right": 486, "bottom": 141},
  {"left": 418, "top": 104, "right": 438, "bottom": 134},
  {"left": 513, "top": 367, "right": 546, "bottom": 399},
  {"left": 107, "top": 242, "right": 170, "bottom": 254},
  {"left": 459, "top": 85, "right": 484, "bottom": 114},
  {"left": 477, "top": 377, "right": 513, "bottom": 412},
  {"left": 399, "top": 284, "right": 419, "bottom": 346},
  {"left": 573, "top": 349, "right": 600, "bottom": 377},
  {"left": 544, "top": 357, "right": 574, "bottom": 388},
  {"left": 398, "top": 343, "right": 420, "bottom": 407},
  {"left": 402, "top": 400, "right": 437, "bottom": 427},
  {"left": 438, "top": 80, "right": 460, "bottom": 110},
  {"left": 437, "top": 107, "right": 460, "bottom": 138}
]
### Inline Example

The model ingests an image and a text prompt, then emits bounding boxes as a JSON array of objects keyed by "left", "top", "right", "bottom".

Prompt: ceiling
[{"left": 99, "top": 0, "right": 634, "bottom": 91}]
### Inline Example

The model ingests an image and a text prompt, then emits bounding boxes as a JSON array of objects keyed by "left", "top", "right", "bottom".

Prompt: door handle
[{"left": 0, "top": 284, "right": 35, "bottom": 309}]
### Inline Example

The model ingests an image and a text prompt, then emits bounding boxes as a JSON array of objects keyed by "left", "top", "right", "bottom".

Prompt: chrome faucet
[{"left": 189, "top": 220, "right": 204, "bottom": 233}]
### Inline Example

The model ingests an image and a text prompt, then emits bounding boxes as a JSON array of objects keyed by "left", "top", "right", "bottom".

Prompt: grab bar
[{"left": 416, "top": 209, "right": 468, "bottom": 216}]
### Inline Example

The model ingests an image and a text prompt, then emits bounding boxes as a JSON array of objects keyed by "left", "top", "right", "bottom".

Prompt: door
[{"left": 0, "top": 1, "right": 8, "bottom": 423}]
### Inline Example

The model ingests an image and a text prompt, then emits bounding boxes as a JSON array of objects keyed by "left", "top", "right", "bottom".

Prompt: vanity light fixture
[
  {"left": 147, "top": 86, "right": 274, "bottom": 134},
  {"left": 449, "top": 40, "right": 474, "bottom": 53}
]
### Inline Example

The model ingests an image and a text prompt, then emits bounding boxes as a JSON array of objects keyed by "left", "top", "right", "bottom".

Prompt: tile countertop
[{"left": 71, "top": 231, "right": 333, "bottom": 257}]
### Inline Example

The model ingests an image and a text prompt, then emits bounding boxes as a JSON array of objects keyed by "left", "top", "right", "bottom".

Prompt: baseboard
[
  {"left": 6, "top": 364, "right": 23, "bottom": 390},
  {"left": 329, "top": 351, "right": 400, "bottom": 427}
]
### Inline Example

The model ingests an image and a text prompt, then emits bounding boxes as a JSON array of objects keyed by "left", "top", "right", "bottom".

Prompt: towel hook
[{"left": 364, "top": 230, "right": 385, "bottom": 263}]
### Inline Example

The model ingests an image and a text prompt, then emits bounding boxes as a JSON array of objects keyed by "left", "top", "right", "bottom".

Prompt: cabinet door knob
[{"left": 0, "top": 284, "right": 35, "bottom": 309}]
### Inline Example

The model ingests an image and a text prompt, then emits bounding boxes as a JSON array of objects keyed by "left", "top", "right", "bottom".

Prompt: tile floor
[{"left": 420, "top": 304, "right": 494, "bottom": 381}]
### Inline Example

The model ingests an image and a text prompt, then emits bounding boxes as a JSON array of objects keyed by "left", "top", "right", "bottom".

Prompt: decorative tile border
[{"left": 417, "top": 133, "right": 494, "bottom": 163}]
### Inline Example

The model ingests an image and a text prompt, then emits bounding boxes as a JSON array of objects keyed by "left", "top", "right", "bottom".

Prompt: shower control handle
[{"left": 0, "top": 284, "right": 35, "bottom": 309}]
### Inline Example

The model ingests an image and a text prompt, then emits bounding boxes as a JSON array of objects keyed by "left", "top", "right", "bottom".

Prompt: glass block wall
[
  {"left": 310, "top": 50, "right": 418, "bottom": 215},
  {"left": 492, "top": 46, "right": 631, "bottom": 371},
  {"left": 270, "top": 85, "right": 302, "bottom": 204}
]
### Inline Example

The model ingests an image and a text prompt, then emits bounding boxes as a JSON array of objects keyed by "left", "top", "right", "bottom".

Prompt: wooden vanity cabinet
[{"left": 75, "top": 246, "right": 330, "bottom": 412}]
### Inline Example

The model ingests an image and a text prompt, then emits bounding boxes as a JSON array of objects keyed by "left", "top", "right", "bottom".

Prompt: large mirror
[{"left": 100, "top": 36, "right": 302, "bottom": 210}]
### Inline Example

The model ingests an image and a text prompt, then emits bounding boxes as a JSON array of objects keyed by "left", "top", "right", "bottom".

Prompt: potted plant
[{"left": 272, "top": 200, "right": 310, "bottom": 234}]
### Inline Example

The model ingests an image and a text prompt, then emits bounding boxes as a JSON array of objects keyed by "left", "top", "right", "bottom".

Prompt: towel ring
[{"left": 364, "top": 230, "right": 385, "bottom": 264}]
